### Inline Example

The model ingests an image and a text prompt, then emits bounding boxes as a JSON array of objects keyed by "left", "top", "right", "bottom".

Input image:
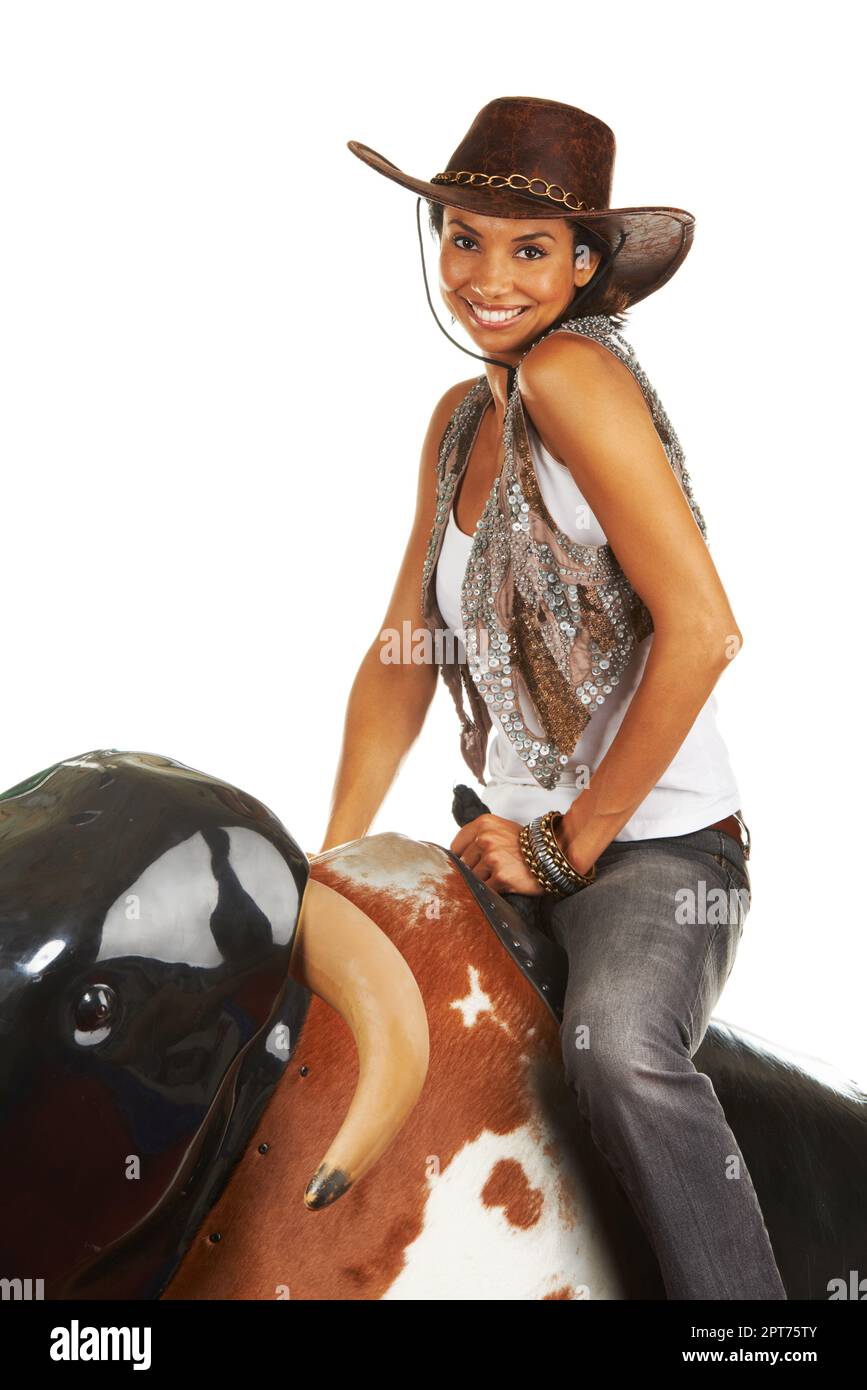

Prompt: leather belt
[{"left": 702, "top": 809, "right": 750, "bottom": 860}]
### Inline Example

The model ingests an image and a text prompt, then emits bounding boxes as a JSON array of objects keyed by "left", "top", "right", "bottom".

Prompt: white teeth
[{"left": 467, "top": 301, "right": 526, "bottom": 324}]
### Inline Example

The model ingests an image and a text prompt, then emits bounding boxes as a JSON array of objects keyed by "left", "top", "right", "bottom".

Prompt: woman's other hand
[{"left": 450, "top": 813, "right": 545, "bottom": 895}]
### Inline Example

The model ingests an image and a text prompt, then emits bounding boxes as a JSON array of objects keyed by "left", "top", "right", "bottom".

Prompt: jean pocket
[
  {"left": 698, "top": 835, "right": 748, "bottom": 936},
  {"left": 720, "top": 859, "right": 751, "bottom": 939},
  {"left": 727, "top": 850, "right": 751, "bottom": 892}
]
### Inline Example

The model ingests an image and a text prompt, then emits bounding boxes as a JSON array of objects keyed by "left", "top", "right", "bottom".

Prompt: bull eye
[{"left": 73, "top": 983, "right": 117, "bottom": 1046}]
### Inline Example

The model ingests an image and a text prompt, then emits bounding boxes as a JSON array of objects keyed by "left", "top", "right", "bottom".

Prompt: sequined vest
[{"left": 420, "top": 313, "right": 708, "bottom": 791}]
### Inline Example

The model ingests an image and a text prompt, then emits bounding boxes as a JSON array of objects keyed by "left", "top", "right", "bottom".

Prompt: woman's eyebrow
[{"left": 449, "top": 217, "right": 556, "bottom": 243}]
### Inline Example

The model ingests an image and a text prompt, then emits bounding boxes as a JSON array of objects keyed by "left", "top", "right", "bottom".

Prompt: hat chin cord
[{"left": 414, "top": 196, "right": 627, "bottom": 399}]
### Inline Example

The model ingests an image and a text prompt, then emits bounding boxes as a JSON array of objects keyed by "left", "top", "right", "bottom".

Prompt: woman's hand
[{"left": 450, "top": 813, "right": 545, "bottom": 895}]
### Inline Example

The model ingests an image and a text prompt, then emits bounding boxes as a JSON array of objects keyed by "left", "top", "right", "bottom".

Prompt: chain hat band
[{"left": 430, "top": 169, "right": 591, "bottom": 213}]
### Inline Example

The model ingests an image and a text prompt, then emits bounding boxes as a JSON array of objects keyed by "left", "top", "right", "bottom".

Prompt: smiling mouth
[{"left": 461, "top": 297, "right": 531, "bottom": 327}]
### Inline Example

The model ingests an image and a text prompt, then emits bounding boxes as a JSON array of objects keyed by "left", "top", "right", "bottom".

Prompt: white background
[{"left": 1, "top": 3, "right": 864, "bottom": 1086}]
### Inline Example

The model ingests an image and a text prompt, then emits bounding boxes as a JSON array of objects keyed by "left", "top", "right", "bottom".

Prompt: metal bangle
[
  {"left": 539, "top": 811, "right": 597, "bottom": 888},
  {"left": 534, "top": 816, "right": 575, "bottom": 884},
  {"left": 519, "top": 821, "right": 564, "bottom": 896},
  {"left": 528, "top": 817, "right": 580, "bottom": 896},
  {"left": 526, "top": 813, "right": 597, "bottom": 895}
]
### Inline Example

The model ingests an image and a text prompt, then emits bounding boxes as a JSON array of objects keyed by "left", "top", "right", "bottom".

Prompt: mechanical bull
[{"left": 0, "top": 750, "right": 864, "bottom": 1300}]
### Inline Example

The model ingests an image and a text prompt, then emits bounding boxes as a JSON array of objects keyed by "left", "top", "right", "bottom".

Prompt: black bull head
[
  {"left": 0, "top": 750, "right": 311, "bottom": 1297},
  {"left": 0, "top": 749, "right": 431, "bottom": 1299}
]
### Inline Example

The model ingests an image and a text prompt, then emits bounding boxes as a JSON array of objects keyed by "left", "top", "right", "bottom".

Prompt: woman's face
[{"left": 439, "top": 207, "right": 601, "bottom": 353}]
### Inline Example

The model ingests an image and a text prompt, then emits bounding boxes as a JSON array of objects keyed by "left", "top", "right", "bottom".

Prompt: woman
[{"left": 327, "top": 96, "right": 786, "bottom": 1300}]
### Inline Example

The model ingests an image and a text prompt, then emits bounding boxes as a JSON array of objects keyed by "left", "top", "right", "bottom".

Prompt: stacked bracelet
[
  {"left": 519, "top": 810, "right": 597, "bottom": 897},
  {"left": 519, "top": 821, "right": 560, "bottom": 895}
]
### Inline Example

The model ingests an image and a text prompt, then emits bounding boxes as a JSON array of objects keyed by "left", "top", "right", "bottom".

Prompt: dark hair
[{"left": 426, "top": 199, "right": 631, "bottom": 329}]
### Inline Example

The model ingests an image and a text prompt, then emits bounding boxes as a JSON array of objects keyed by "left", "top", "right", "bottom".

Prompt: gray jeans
[{"left": 505, "top": 824, "right": 787, "bottom": 1301}]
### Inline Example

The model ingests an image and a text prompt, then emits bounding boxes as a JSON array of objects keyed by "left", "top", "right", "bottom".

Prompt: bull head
[{"left": 0, "top": 749, "right": 428, "bottom": 1299}]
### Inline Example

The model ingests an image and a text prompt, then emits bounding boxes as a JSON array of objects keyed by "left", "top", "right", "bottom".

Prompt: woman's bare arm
[
  {"left": 319, "top": 378, "right": 479, "bottom": 852},
  {"left": 518, "top": 333, "right": 743, "bottom": 872}
]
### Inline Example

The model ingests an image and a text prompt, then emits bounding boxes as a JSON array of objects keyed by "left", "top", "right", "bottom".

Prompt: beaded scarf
[{"left": 420, "top": 313, "right": 708, "bottom": 791}]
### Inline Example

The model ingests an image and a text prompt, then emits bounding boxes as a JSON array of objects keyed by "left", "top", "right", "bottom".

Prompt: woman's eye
[{"left": 449, "top": 236, "right": 545, "bottom": 260}]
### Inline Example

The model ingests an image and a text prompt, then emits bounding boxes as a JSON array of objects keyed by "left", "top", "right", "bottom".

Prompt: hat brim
[{"left": 347, "top": 139, "right": 695, "bottom": 308}]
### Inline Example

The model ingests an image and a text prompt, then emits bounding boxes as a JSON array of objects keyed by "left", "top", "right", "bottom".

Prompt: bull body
[
  {"left": 2, "top": 752, "right": 863, "bottom": 1301},
  {"left": 167, "top": 833, "right": 867, "bottom": 1301}
]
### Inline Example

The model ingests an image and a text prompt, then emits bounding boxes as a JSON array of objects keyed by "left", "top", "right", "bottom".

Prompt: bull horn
[{"left": 288, "top": 876, "right": 430, "bottom": 1209}]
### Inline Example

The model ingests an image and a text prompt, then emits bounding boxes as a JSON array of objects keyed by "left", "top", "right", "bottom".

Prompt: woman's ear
[{"left": 574, "top": 245, "right": 603, "bottom": 289}]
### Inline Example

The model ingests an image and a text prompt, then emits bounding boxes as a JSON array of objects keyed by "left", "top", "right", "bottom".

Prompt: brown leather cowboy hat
[{"left": 348, "top": 95, "right": 695, "bottom": 308}]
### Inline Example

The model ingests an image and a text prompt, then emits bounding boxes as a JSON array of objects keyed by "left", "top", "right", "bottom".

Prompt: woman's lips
[{"left": 461, "top": 297, "right": 531, "bottom": 329}]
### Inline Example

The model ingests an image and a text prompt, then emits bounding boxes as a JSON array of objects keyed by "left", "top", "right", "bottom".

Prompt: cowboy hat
[{"left": 348, "top": 95, "right": 695, "bottom": 308}]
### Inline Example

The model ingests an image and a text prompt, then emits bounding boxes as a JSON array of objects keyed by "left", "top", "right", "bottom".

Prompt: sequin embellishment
[{"left": 420, "top": 314, "right": 708, "bottom": 791}]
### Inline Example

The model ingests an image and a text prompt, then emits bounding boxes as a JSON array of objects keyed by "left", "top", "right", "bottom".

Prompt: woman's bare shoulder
[
  {"left": 517, "top": 332, "right": 648, "bottom": 463},
  {"left": 518, "top": 329, "right": 640, "bottom": 404},
  {"left": 415, "top": 376, "right": 484, "bottom": 474},
  {"left": 422, "top": 375, "right": 485, "bottom": 449},
  {"left": 436, "top": 374, "right": 486, "bottom": 419}
]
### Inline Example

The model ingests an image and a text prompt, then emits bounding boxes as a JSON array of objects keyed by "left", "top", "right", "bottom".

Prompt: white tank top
[{"left": 434, "top": 415, "right": 742, "bottom": 839}]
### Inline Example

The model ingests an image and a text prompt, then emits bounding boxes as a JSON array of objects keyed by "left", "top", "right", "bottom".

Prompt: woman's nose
[
  {"left": 471, "top": 261, "right": 513, "bottom": 301},
  {"left": 472, "top": 282, "right": 512, "bottom": 303}
]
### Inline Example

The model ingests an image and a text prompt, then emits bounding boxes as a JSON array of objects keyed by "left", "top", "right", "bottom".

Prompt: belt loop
[{"left": 733, "top": 810, "right": 751, "bottom": 861}]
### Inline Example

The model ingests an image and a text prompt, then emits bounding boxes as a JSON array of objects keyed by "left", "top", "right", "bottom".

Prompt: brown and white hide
[{"left": 164, "top": 831, "right": 663, "bottom": 1300}]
